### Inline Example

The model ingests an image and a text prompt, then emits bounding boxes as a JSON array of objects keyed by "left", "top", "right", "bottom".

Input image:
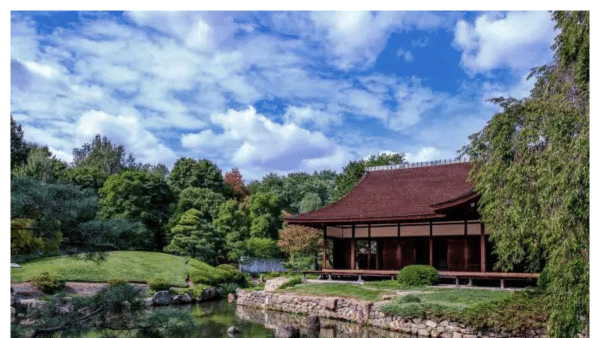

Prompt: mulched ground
[{"left": 12, "top": 282, "right": 149, "bottom": 300}]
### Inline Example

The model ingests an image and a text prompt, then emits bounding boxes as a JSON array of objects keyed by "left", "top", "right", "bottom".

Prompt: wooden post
[
  {"left": 351, "top": 224, "right": 356, "bottom": 270},
  {"left": 464, "top": 220, "right": 469, "bottom": 271},
  {"left": 429, "top": 221, "right": 433, "bottom": 266},
  {"left": 367, "top": 224, "right": 372, "bottom": 270},
  {"left": 480, "top": 222, "right": 486, "bottom": 272},
  {"left": 323, "top": 224, "right": 327, "bottom": 270}
]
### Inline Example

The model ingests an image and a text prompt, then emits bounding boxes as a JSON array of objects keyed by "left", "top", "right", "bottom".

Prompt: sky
[{"left": 10, "top": 10, "right": 560, "bottom": 181}]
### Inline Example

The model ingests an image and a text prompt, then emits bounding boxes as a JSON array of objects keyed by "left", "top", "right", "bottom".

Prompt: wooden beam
[
  {"left": 464, "top": 220, "right": 469, "bottom": 271},
  {"left": 429, "top": 221, "right": 433, "bottom": 266},
  {"left": 351, "top": 224, "right": 356, "bottom": 270},
  {"left": 480, "top": 222, "right": 486, "bottom": 272},
  {"left": 367, "top": 224, "right": 372, "bottom": 270},
  {"left": 323, "top": 223, "right": 327, "bottom": 270}
]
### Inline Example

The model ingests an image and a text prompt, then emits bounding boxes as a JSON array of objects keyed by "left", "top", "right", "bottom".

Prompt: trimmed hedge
[
  {"left": 148, "top": 277, "right": 171, "bottom": 291},
  {"left": 277, "top": 277, "right": 302, "bottom": 290},
  {"left": 188, "top": 259, "right": 244, "bottom": 286},
  {"left": 397, "top": 265, "right": 439, "bottom": 286}
]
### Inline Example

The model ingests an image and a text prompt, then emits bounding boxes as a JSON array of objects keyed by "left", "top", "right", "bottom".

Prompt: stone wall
[{"left": 236, "top": 290, "right": 549, "bottom": 338}]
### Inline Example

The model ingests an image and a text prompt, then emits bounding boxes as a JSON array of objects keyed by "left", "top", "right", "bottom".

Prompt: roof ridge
[{"left": 365, "top": 158, "right": 469, "bottom": 172}]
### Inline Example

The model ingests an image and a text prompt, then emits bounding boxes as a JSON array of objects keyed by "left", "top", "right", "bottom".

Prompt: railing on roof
[{"left": 365, "top": 157, "right": 470, "bottom": 172}]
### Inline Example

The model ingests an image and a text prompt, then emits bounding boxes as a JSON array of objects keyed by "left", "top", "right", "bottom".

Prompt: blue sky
[{"left": 10, "top": 11, "right": 559, "bottom": 181}]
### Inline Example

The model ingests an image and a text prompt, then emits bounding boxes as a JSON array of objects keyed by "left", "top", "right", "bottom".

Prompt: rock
[
  {"left": 426, "top": 320, "right": 437, "bottom": 328},
  {"left": 152, "top": 290, "right": 172, "bottom": 306},
  {"left": 227, "top": 326, "right": 240, "bottom": 336},
  {"left": 320, "top": 298, "right": 337, "bottom": 311},
  {"left": 265, "top": 277, "right": 292, "bottom": 292},
  {"left": 197, "top": 287, "right": 222, "bottom": 302},
  {"left": 418, "top": 328, "right": 430, "bottom": 336},
  {"left": 275, "top": 325, "right": 300, "bottom": 338},
  {"left": 308, "top": 314, "right": 320, "bottom": 330},
  {"left": 431, "top": 329, "right": 442, "bottom": 338},
  {"left": 452, "top": 332, "right": 462, "bottom": 338},
  {"left": 172, "top": 293, "right": 192, "bottom": 304},
  {"left": 228, "top": 293, "right": 236, "bottom": 303}
]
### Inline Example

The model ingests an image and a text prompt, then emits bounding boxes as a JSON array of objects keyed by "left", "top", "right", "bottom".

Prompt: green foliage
[
  {"left": 72, "top": 134, "right": 136, "bottom": 175},
  {"left": 396, "top": 265, "right": 439, "bottom": 286},
  {"left": 11, "top": 218, "right": 62, "bottom": 255},
  {"left": 332, "top": 153, "right": 405, "bottom": 201},
  {"left": 218, "top": 282, "right": 241, "bottom": 295},
  {"left": 298, "top": 192, "right": 321, "bottom": 213},
  {"left": 76, "top": 219, "right": 151, "bottom": 251},
  {"left": 169, "top": 187, "right": 226, "bottom": 229},
  {"left": 11, "top": 115, "right": 29, "bottom": 169},
  {"left": 277, "top": 277, "right": 302, "bottom": 290},
  {"left": 288, "top": 283, "right": 384, "bottom": 301},
  {"left": 168, "top": 157, "right": 227, "bottom": 196},
  {"left": 244, "top": 237, "right": 280, "bottom": 258},
  {"left": 187, "top": 259, "right": 244, "bottom": 286},
  {"left": 249, "top": 192, "right": 283, "bottom": 238},
  {"left": 212, "top": 199, "right": 251, "bottom": 262},
  {"left": 148, "top": 277, "right": 171, "bottom": 292},
  {"left": 107, "top": 276, "right": 127, "bottom": 286},
  {"left": 60, "top": 166, "right": 110, "bottom": 191},
  {"left": 29, "top": 271, "right": 66, "bottom": 294},
  {"left": 99, "top": 170, "right": 174, "bottom": 250},
  {"left": 11, "top": 177, "right": 98, "bottom": 254},
  {"left": 461, "top": 11, "right": 589, "bottom": 337},
  {"left": 12, "top": 147, "right": 67, "bottom": 183},
  {"left": 172, "top": 283, "right": 211, "bottom": 297},
  {"left": 399, "top": 294, "right": 421, "bottom": 303},
  {"left": 164, "top": 208, "right": 222, "bottom": 263}
]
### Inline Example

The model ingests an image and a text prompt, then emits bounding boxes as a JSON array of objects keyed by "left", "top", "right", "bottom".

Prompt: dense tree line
[{"left": 10, "top": 118, "right": 403, "bottom": 270}]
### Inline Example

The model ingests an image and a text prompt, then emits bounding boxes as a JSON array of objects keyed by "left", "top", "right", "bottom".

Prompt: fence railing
[
  {"left": 238, "top": 257, "right": 286, "bottom": 275},
  {"left": 365, "top": 157, "right": 470, "bottom": 172}
]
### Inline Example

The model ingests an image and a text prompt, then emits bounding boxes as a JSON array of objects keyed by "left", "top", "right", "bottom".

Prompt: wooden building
[{"left": 284, "top": 160, "right": 538, "bottom": 286}]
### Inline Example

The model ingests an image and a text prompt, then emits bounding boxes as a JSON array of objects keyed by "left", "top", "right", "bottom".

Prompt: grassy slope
[
  {"left": 10, "top": 251, "right": 189, "bottom": 286},
  {"left": 281, "top": 283, "right": 386, "bottom": 301}
]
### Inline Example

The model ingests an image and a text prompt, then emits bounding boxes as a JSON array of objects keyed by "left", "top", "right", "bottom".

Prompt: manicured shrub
[
  {"left": 217, "top": 264, "right": 238, "bottom": 272},
  {"left": 29, "top": 271, "right": 66, "bottom": 294},
  {"left": 148, "top": 277, "right": 170, "bottom": 291},
  {"left": 219, "top": 282, "right": 241, "bottom": 295},
  {"left": 397, "top": 265, "right": 439, "bottom": 286},
  {"left": 277, "top": 277, "right": 302, "bottom": 290},
  {"left": 107, "top": 277, "right": 127, "bottom": 286},
  {"left": 188, "top": 259, "right": 244, "bottom": 286},
  {"left": 399, "top": 294, "right": 421, "bottom": 303}
]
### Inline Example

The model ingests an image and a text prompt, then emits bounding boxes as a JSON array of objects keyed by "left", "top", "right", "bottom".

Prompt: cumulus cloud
[
  {"left": 182, "top": 106, "right": 351, "bottom": 175},
  {"left": 389, "top": 83, "right": 444, "bottom": 131},
  {"left": 453, "top": 11, "right": 556, "bottom": 74},
  {"left": 397, "top": 48, "right": 414, "bottom": 62},
  {"left": 283, "top": 106, "right": 343, "bottom": 129},
  {"left": 76, "top": 110, "right": 178, "bottom": 166},
  {"left": 405, "top": 146, "right": 444, "bottom": 163}
]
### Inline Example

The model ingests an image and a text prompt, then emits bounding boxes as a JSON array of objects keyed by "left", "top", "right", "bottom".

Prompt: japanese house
[{"left": 284, "top": 159, "right": 538, "bottom": 286}]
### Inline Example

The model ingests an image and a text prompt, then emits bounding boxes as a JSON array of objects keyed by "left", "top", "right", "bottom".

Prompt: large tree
[
  {"left": 212, "top": 199, "right": 251, "bottom": 262},
  {"left": 72, "top": 134, "right": 136, "bottom": 175},
  {"left": 164, "top": 208, "right": 222, "bottom": 263},
  {"left": 168, "top": 158, "right": 227, "bottom": 197},
  {"left": 461, "top": 11, "right": 588, "bottom": 337},
  {"left": 99, "top": 171, "right": 174, "bottom": 250},
  {"left": 11, "top": 115, "right": 30, "bottom": 169}
]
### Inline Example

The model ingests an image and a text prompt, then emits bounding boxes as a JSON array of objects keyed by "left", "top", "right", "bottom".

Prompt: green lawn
[
  {"left": 11, "top": 251, "right": 189, "bottom": 286},
  {"left": 280, "top": 282, "right": 387, "bottom": 301}
]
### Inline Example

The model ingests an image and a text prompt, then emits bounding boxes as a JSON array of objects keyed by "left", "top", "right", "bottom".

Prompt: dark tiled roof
[{"left": 285, "top": 162, "right": 474, "bottom": 224}]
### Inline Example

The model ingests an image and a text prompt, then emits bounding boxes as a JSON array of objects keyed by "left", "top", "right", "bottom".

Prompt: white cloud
[
  {"left": 283, "top": 106, "right": 342, "bottom": 129},
  {"left": 405, "top": 146, "right": 444, "bottom": 163},
  {"left": 76, "top": 110, "right": 178, "bottom": 166},
  {"left": 397, "top": 48, "right": 414, "bottom": 62},
  {"left": 453, "top": 11, "right": 556, "bottom": 74},
  {"left": 182, "top": 106, "right": 351, "bottom": 176},
  {"left": 389, "top": 83, "right": 442, "bottom": 131}
]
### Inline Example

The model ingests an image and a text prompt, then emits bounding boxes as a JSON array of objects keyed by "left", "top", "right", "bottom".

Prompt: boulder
[
  {"left": 172, "top": 293, "right": 192, "bottom": 305},
  {"left": 227, "top": 326, "right": 240, "bottom": 336},
  {"left": 275, "top": 325, "right": 300, "bottom": 338},
  {"left": 228, "top": 293, "right": 236, "bottom": 303},
  {"left": 152, "top": 291, "right": 172, "bottom": 306},
  {"left": 196, "top": 287, "right": 222, "bottom": 302}
]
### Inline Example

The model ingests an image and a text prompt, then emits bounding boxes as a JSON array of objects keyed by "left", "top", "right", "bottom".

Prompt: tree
[
  {"left": 72, "top": 134, "right": 136, "bottom": 175},
  {"left": 461, "top": 11, "right": 588, "bottom": 337},
  {"left": 298, "top": 192, "right": 322, "bottom": 213},
  {"left": 99, "top": 171, "right": 174, "bottom": 250},
  {"left": 11, "top": 177, "right": 98, "bottom": 254},
  {"left": 243, "top": 237, "right": 280, "bottom": 259},
  {"left": 212, "top": 200, "right": 251, "bottom": 262},
  {"left": 278, "top": 224, "right": 322, "bottom": 269},
  {"left": 224, "top": 167, "right": 250, "bottom": 202},
  {"left": 11, "top": 115, "right": 30, "bottom": 169},
  {"left": 168, "top": 158, "right": 227, "bottom": 197},
  {"left": 164, "top": 208, "right": 222, "bottom": 263},
  {"left": 170, "top": 187, "right": 226, "bottom": 225},
  {"left": 248, "top": 192, "right": 282, "bottom": 239},
  {"left": 60, "top": 166, "right": 111, "bottom": 191},
  {"left": 332, "top": 152, "right": 406, "bottom": 201},
  {"left": 12, "top": 147, "right": 67, "bottom": 183}
]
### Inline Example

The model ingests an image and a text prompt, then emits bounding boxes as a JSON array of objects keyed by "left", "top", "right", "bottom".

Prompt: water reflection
[{"left": 234, "top": 304, "right": 415, "bottom": 338}]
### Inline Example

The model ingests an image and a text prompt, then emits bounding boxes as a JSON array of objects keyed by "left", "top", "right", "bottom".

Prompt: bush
[
  {"left": 399, "top": 294, "right": 421, "bottom": 303},
  {"left": 172, "top": 284, "right": 211, "bottom": 298},
  {"left": 277, "top": 277, "right": 302, "bottom": 290},
  {"left": 537, "top": 266, "right": 551, "bottom": 293},
  {"left": 397, "top": 265, "right": 439, "bottom": 286},
  {"left": 216, "top": 264, "right": 238, "bottom": 272},
  {"left": 219, "top": 282, "right": 241, "bottom": 295},
  {"left": 107, "top": 277, "right": 127, "bottom": 286},
  {"left": 29, "top": 271, "right": 66, "bottom": 294},
  {"left": 148, "top": 277, "right": 170, "bottom": 292},
  {"left": 188, "top": 259, "right": 244, "bottom": 286}
]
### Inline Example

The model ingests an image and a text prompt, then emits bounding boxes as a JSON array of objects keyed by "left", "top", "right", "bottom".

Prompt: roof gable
[{"left": 285, "top": 162, "right": 475, "bottom": 224}]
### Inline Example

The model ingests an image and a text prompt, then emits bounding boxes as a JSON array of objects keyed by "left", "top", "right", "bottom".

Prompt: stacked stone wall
[{"left": 236, "top": 290, "right": 550, "bottom": 338}]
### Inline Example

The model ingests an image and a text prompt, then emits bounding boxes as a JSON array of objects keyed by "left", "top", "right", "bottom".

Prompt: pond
[{"left": 191, "top": 299, "right": 417, "bottom": 338}]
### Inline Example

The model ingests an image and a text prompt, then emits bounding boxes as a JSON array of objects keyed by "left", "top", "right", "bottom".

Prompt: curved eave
[
  {"left": 429, "top": 190, "right": 479, "bottom": 213},
  {"left": 284, "top": 213, "right": 447, "bottom": 227}
]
